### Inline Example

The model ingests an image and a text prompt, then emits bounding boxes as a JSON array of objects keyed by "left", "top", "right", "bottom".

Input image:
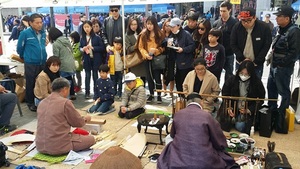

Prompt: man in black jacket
[
  {"left": 267, "top": 6, "right": 300, "bottom": 134},
  {"left": 64, "top": 15, "right": 71, "bottom": 37},
  {"left": 213, "top": 1, "right": 237, "bottom": 81},
  {"left": 230, "top": 7, "right": 272, "bottom": 79}
]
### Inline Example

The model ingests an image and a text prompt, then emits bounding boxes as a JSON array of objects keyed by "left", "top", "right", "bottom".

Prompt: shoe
[
  {"left": 0, "top": 124, "right": 17, "bottom": 135},
  {"left": 85, "top": 93, "right": 91, "bottom": 99},
  {"left": 28, "top": 105, "right": 37, "bottom": 112},
  {"left": 74, "top": 86, "right": 81, "bottom": 93},
  {"left": 70, "top": 95, "right": 76, "bottom": 100},
  {"left": 157, "top": 96, "right": 162, "bottom": 104},
  {"left": 147, "top": 95, "right": 153, "bottom": 103}
]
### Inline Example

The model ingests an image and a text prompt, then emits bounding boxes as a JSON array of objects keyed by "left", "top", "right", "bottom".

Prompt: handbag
[
  {"left": 125, "top": 51, "right": 143, "bottom": 69},
  {"left": 152, "top": 54, "right": 166, "bottom": 70},
  {"left": 265, "top": 152, "right": 292, "bottom": 169}
]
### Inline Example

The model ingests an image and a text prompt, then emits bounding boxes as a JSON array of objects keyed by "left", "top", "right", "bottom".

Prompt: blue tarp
[{"left": 292, "top": 0, "right": 300, "bottom": 11}]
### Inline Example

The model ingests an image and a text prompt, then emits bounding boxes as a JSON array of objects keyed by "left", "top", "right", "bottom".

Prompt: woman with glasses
[
  {"left": 183, "top": 58, "right": 220, "bottom": 113},
  {"left": 192, "top": 18, "right": 211, "bottom": 58},
  {"left": 217, "top": 60, "right": 265, "bottom": 135}
]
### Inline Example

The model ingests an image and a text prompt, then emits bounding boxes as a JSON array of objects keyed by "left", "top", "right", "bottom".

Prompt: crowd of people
[{"left": 1, "top": 1, "right": 300, "bottom": 167}]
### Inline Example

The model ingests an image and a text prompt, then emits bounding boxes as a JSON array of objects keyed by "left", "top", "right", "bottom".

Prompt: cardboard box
[{"left": 15, "top": 84, "right": 25, "bottom": 103}]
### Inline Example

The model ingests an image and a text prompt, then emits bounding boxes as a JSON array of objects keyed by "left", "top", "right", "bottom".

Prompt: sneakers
[
  {"left": 28, "top": 105, "right": 37, "bottom": 112},
  {"left": 85, "top": 93, "right": 91, "bottom": 99},
  {"left": 147, "top": 95, "right": 153, "bottom": 103},
  {"left": 0, "top": 124, "right": 17, "bottom": 135},
  {"left": 157, "top": 96, "right": 162, "bottom": 104}
]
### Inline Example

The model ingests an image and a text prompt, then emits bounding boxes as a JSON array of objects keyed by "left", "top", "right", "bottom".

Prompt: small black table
[{"left": 137, "top": 113, "right": 170, "bottom": 145}]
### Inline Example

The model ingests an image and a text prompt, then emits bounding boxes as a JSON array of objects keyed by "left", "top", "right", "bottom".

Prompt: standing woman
[
  {"left": 48, "top": 27, "right": 76, "bottom": 100},
  {"left": 17, "top": 15, "right": 30, "bottom": 33},
  {"left": 80, "top": 20, "right": 105, "bottom": 99},
  {"left": 125, "top": 17, "right": 145, "bottom": 83},
  {"left": 138, "top": 16, "right": 165, "bottom": 104},
  {"left": 161, "top": 18, "right": 175, "bottom": 95},
  {"left": 192, "top": 18, "right": 211, "bottom": 58},
  {"left": 92, "top": 19, "right": 107, "bottom": 64}
]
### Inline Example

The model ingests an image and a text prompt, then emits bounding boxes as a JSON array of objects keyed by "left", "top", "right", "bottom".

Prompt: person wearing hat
[
  {"left": 267, "top": 6, "right": 300, "bottom": 134},
  {"left": 168, "top": 17, "right": 195, "bottom": 97},
  {"left": 264, "top": 13, "right": 274, "bottom": 32},
  {"left": 118, "top": 72, "right": 146, "bottom": 119},
  {"left": 230, "top": 7, "right": 272, "bottom": 80},
  {"left": 90, "top": 146, "right": 142, "bottom": 169},
  {"left": 157, "top": 92, "right": 238, "bottom": 169},
  {"left": 213, "top": 1, "right": 237, "bottom": 81},
  {"left": 8, "top": 19, "right": 20, "bottom": 42}
]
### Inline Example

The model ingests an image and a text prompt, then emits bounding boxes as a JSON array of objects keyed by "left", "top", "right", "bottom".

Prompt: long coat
[
  {"left": 183, "top": 70, "right": 220, "bottom": 113},
  {"left": 157, "top": 104, "right": 237, "bottom": 169}
]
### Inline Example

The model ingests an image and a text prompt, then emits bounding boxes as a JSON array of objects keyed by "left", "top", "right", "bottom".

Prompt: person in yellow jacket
[{"left": 108, "top": 37, "right": 124, "bottom": 99}]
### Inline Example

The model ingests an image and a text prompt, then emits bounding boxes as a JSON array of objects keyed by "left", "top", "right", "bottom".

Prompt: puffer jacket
[{"left": 121, "top": 78, "right": 146, "bottom": 111}]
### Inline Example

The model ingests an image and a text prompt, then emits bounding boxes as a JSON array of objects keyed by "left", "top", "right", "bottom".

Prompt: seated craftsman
[
  {"left": 0, "top": 84, "right": 17, "bottom": 135},
  {"left": 118, "top": 72, "right": 146, "bottom": 119},
  {"left": 158, "top": 93, "right": 238, "bottom": 169},
  {"left": 36, "top": 78, "right": 95, "bottom": 155},
  {"left": 216, "top": 60, "right": 265, "bottom": 135}
]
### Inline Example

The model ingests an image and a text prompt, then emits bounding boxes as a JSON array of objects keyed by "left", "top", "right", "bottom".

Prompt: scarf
[{"left": 44, "top": 66, "right": 60, "bottom": 82}]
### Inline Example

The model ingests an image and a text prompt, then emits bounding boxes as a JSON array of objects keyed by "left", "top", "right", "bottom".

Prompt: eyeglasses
[
  {"left": 241, "top": 18, "right": 253, "bottom": 24},
  {"left": 198, "top": 27, "right": 205, "bottom": 31},
  {"left": 110, "top": 9, "right": 119, "bottom": 12}
]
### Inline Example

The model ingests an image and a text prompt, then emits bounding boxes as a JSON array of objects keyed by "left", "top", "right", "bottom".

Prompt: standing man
[
  {"left": 210, "top": 5, "right": 215, "bottom": 18},
  {"left": 183, "top": 11, "right": 199, "bottom": 34},
  {"left": 267, "top": 6, "right": 300, "bottom": 134},
  {"left": 230, "top": 7, "right": 272, "bottom": 79},
  {"left": 17, "top": 13, "right": 47, "bottom": 112},
  {"left": 213, "top": 1, "right": 237, "bottom": 81},
  {"left": 102, "top": 5, "right": 126, "bottom": 53},
  {"left": 64, "top": 15, "right": 71, "bottom": 37}
]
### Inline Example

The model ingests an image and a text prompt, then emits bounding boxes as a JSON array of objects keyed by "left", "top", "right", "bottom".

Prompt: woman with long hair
[
  {"left": 217, "top": 60, "right": 265, "bottom": 135},
  {"left": 192, "top": 18, "right": 211, "bottom": 58},
  {"left": 80, "top": 20, "right": 105, "bottom": 99},
  {"left": 138, "top": 16, "right": 165, "bottom": 104},
  {"left": 125, "top": 17, "right": 146, "bottom": 84}
]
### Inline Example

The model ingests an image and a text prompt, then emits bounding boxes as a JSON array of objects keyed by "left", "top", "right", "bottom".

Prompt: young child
[
  {"left": 202, "top": 28, "right": 225, "bottom": 82},
  {"left": 108, "top": 36, "right": 124, "bottom": 99},
  {"left": 87, "top": 64, "right": 115, "bottom": 114},
  {"left": 70, "top": 31, "right": 83, "bottom": 93}
]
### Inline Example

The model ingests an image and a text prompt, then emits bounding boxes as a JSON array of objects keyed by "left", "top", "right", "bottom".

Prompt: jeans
[
  {"left": 85, "top": 68, "right": 98, "bottom": 95},
  {"left": 24, "top": 64, "right": 44, "bottom": 106},
  {"left": 111, "top": 71, "right": 123, "bottom": 97},
  {"left": 73, "top": 71, "right": 82, "bottom": 87},
  {"left": 0, "top": 93, "right": 17, "bottom": 125},
  {"left": 146, "top": 61, "right": 163, "bottom": 95},
  {"left": 267, "top": 66, "right": 294, "bottom": 114},
  {"left": 88, "top": 100, "right": 113, "bottom": 113},
  {"left": 224, "top": 54, "right": 234, "bottom": 81}
]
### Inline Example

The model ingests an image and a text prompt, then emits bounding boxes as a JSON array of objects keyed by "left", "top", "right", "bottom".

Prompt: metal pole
[{"left": 122, "top": 0, "right": 126, "bottom": 71}]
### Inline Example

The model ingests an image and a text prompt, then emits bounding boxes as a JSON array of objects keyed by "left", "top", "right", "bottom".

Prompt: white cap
[
  {"left": 169, "top": 18, "right": 181, "bottom": 27},
  {"left": 124, "top": 72, "right": 136, "bottom": 83}
]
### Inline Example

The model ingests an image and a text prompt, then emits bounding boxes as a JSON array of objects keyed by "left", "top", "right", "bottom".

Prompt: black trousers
[{"left": 118, "top": 108, "right": 145, "bottom": 119}]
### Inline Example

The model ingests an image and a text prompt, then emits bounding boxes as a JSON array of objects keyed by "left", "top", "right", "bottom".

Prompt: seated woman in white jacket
[{"left": 183, "top": 57, "right": 220, "bottom": 113}]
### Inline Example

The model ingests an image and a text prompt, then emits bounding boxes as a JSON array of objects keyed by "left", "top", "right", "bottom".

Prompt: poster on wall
[
  {"left": 233, "top": 0, "right": 257, "bottom": 15},
  {"left": 54, "top": 14, "right": 69, "bottom": 33}
]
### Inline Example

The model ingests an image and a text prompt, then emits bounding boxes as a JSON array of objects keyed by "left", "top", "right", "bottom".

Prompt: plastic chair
[{"left": 0, "top": 79, "right": 23, "bottom": 117}]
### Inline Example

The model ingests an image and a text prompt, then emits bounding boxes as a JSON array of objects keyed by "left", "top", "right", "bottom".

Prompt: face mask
[
  {"left": 239, "top": 74, "right": 250, "bottom": 81},
  {"left": 173, "top": 29, "right": 180, "bottom": 34}
]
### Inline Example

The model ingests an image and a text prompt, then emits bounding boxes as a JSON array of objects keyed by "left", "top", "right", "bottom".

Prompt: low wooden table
[{"left": 137, "top": 114, "right": 170, "bottom": 145}]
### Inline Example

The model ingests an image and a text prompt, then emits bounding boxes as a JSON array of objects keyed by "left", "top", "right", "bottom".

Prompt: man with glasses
[
  {"left": 267, "top": 6, "right": 300, "bottom": 134},
  {"left": 212, "top": 1, "right": 237, "bottom": 81},
  {"left": 230, "top": 7, "right": 271, "bottom": 79},
  {"left": 102, "top": 5, "right": 126, "bottom": 53}
]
